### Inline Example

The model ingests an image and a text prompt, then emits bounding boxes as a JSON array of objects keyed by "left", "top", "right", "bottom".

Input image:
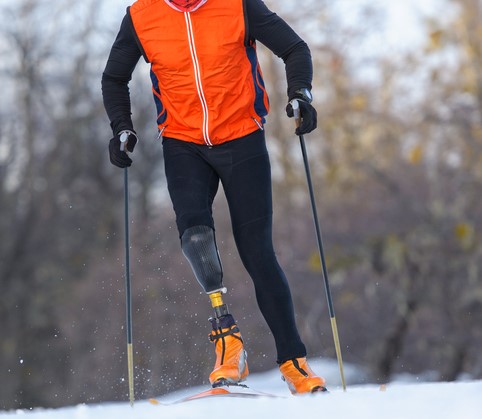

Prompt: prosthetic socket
[{"left": 181, "top": 225, "right": 229, "bottom": 318}]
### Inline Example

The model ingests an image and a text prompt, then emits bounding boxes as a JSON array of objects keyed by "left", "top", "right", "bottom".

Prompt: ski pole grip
[
  {"left": 291, "top": 99, "right": 301, "bottom": 128},
  {"left": 120, "top": 131, "right": 129, "bottom": 152}
]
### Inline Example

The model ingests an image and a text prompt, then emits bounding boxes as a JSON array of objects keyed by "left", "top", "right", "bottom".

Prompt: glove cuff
[{"left": 289, "top": 88, "right": 313, "bottom": 104}]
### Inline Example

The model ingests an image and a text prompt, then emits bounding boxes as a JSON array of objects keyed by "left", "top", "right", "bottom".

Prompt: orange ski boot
[
  {"left": 208, "top": 314, "right": 249, "bottom": 386},
  {"left": 279, "top": 357, "right": 327, "bottom": 394}
]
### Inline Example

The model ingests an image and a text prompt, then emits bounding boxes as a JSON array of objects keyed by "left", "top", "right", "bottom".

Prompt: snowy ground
[{"left": 1, "top": 359, "right": 481, "bottom": 419}]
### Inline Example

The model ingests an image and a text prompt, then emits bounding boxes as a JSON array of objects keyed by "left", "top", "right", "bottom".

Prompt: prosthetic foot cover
[
  {"left": 209, "top": 314, "right": 249, "bottom": 385},
  {"left": 279, "top": 357, "right": 327, "bottom": 394},
  {"left": 181, "top": 225, "right": 224, "bottom": 293}
]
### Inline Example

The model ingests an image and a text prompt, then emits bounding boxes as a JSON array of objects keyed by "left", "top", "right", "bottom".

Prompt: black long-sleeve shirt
[{"left": 102, "top": 0, "right": 313, "bottom": 135}]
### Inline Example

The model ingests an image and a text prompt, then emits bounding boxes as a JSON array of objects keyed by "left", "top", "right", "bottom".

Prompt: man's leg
[
  {"left": 162, "top": 138, "right": 248, "bottom": 385},
  {"left": 219, "top": 130, "right": 325, "bottom": 393}
]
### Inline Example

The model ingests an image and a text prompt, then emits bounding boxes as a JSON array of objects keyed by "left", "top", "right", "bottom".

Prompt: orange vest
[{"left": 128, "top": 0, "right": 270, "bottom": 146}]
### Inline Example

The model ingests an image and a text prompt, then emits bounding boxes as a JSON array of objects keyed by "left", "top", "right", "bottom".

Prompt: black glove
[
  {"left": 286, "top": 99, "right": 317, "bottom": 135},
  {"left": 108, "top": 130, "right": 138, "bottom": 168}
]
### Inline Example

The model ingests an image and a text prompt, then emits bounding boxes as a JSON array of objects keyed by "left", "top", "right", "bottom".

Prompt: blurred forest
[{"left": 1, "top": 0, "right": 482, "bottom": 410}]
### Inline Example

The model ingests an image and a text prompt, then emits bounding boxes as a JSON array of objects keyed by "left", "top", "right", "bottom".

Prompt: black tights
[{"left": 163, "top": 129, "right": 306, "bottom": 363}]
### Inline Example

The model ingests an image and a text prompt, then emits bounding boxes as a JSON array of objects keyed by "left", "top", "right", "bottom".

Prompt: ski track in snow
[{"left": 1, "top": 359, "right": 481, "bottom": 419}]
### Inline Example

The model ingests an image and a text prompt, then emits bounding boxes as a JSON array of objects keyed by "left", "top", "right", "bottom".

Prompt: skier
[{"left": 102, "top": 0, "right": 325, "bottom": 394}]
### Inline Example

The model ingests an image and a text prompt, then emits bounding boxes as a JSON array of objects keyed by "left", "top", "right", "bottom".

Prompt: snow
[{"left": 1, "top": 359, "right": 480, "bottom": 419}]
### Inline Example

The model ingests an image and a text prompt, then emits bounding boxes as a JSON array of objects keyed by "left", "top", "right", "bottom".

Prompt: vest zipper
[{"left": 184, "top": 12, "right": 212, "bottom": 146}]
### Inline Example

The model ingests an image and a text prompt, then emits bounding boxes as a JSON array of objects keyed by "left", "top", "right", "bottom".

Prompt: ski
[{"left": 149, "top": 382, "right": 281, "bottom": 405}]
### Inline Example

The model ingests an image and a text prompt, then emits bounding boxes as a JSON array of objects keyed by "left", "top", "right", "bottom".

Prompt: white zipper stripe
[{"left": 184, "top": 12, "right": 212, "bottom": 145}]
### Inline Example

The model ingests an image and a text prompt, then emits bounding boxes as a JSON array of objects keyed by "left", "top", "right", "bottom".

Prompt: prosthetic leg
[{"left": 181, "top": 225, "right": 248, "bottom": 385}]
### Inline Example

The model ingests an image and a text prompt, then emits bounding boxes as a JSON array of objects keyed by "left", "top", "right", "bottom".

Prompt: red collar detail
[{"left": 165, "top": 0, "right": 207, "bottom": 12}]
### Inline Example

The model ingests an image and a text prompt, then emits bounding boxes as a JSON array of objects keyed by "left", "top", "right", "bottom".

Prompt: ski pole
[
  {"left": 120, "top": 134, "right": 135, "bottom": 406},
  {"left": 292, "top": 100, "right": 347, "bottom": 391}
]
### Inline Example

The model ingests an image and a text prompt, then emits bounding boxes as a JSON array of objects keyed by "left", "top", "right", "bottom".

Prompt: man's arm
[
  {"left": 245, "top": 0, "right": 313, "bottom": 100},
  {"left": 101, "top": 14, "right": 142, "bottom": 136}
]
